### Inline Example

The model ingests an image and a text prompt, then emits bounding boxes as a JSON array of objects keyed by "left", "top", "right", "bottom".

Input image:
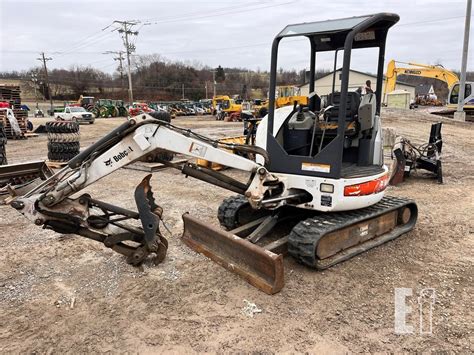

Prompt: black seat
[{"left": 326, "top": 92, "right": 360, "bottom": 122}]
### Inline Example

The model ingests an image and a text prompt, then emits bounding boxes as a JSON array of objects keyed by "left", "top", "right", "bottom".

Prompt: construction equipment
[
  {"left": 78, "top": 97, "right": 126, "bottom": 118},
  {"left": 447, "top": 82, "right": 474, "bottom": 112},
  {"left": 275, "top": 85, "right": 308, "bottom": 108},
  {"left": 212, "top": 95, "right": 243, "bottom": 120},
  {"left": 77, "top": 95, "right": 96, "bottom": 112},
  {"left": 128, "top": 102, "right": 154, "bottom": 116},
  {"left": 241, "top": 88, "right": 307, "bottom": 119},
  {"left": 197, "top": 136, "right": 247, "bottom": 170},
  {"left": 390, "top": 123, "right": 443, "bottom": 185},
  {"left": 0, "top": 161, "right": 54, "bottom": 204},
  {"left": 384, "top": 60, "right": 474, "bottom": 112},
  {"left": 211, "top": 95, "right": 229, "bottom": 114},
  {"left": 10, "top": 13, "right": 417, "bottom": 294}
]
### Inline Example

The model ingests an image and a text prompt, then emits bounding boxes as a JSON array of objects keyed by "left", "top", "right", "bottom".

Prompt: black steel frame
[{"left": 266, "top": 13, "right": 400, "bottom": 178}]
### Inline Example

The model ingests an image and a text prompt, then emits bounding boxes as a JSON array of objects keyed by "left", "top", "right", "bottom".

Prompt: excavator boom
[{"left": 384, "top": 59, "right": 460, "bottom": 98}]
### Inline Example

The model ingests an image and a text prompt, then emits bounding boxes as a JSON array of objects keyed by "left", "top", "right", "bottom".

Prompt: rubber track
[
  {"left": 288, "top": 196, "right": 416, "bottom": 268},
  {"left": 217, "top": 195, "right": 249, "bottom": 230}
]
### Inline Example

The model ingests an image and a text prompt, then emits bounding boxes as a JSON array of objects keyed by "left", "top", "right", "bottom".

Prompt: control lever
[{"left": 309, "top": 105, "right": 334, "bottom": 157}]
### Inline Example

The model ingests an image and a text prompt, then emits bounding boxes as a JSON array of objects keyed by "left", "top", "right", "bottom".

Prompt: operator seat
[{"left": 326, "top": 92, "right": 361, "bottom": 122}]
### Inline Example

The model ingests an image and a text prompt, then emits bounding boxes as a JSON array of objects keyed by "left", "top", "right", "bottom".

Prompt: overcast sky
[{"left": 0, "top": 0, "right": 472, "bottom": 75}]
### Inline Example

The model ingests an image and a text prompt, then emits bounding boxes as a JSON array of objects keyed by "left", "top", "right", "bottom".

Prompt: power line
[
  {"left": 36, "top": 52, "right": 53, "bottom": 112},
  {"left": 52, "top": 28, "right": 111, "bottom": 55},
  {"left": 397, "top": 15, "right": 473, "bottom": 27},
  {"left": 141, "top": 1, "right": 256, "bottom": 22},
  {"left": 104, "top": 51, "right": 126, "bottom": 90},
  {"left": 53, "top": 31, "right": 116, "bottom": 58},
  {"left": 110, "top": 20, "right": 141, "bottom": 102}
]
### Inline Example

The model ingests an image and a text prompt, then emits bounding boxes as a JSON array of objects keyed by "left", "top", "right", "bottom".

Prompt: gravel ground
[{"left": 0, "top": 110, "right": 472, "bottom": 353}]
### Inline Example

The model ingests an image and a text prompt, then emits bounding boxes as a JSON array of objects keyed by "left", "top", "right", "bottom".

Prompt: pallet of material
[
  {"left": 0, "top": 85, "right": 28, "bottom": 139},
  {"left": 0, "top": 85, "right": 21, "bottom": 107},
  {"left": 0, "top": 111, "right": 27, "bottom": 139}
]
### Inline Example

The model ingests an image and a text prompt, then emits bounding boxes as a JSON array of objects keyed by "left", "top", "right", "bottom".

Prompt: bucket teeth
[{"left": 134, "top": 174, "right": 162, "bottom": 246}]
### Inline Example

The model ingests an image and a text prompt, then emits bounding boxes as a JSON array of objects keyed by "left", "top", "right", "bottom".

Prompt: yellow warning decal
[{"left": 301, "top": 162, "right": 330, "bottom": 173}]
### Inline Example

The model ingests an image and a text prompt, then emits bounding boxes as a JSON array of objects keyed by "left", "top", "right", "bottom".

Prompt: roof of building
[{"left": 299, "top": 68, "right": 417, "bottom": 88}]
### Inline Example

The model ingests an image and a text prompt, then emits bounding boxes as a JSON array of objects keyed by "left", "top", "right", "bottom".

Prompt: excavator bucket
[{"left": 181, "top": 213, "right": 284, "bottom": 294}]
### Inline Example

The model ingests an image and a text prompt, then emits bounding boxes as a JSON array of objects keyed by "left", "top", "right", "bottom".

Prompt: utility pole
[
  {"left": 212, "top": 70, "right": 217, "bottom": 97},
  {"left": 37, "top": 52, "right": 53, "bottom": 114},
  {"left": 113, "top": 20, "right": 140, "bottom": 104},
  {"left": 455, "top": 0, "right": 472, "bottom": 121},
  {"left": 104, "top": 51, "right": 125, "bottom": 96},
  {"left": 31, "top": 72, "right": 39, "bottom": 110},
  {"left": 205, "top": 82, "right": 208, "bottom": 99},
  {"left": 182, "top": 84, "right": 185, "bottom": 100}
]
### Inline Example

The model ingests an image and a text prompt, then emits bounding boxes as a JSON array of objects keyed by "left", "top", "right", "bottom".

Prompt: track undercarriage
[{"left": 182, "top": 195, "right": 417, "bottom": 294}]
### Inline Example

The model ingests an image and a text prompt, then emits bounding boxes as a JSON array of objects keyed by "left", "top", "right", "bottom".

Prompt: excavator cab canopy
[{"left": 266, "top": 13, "right": 399, "bottom": 179}]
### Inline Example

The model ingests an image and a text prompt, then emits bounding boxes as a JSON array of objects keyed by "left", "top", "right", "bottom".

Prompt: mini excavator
[{"left": 10, "top": 13, "right": 417, "bottom": 294}]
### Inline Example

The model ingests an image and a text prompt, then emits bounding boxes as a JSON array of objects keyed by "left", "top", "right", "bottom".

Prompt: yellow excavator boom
[{"left": 384, "top": 60, "right": 459, "bottom": 98}]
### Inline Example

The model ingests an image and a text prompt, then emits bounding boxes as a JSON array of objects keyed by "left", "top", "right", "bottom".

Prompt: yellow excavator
[{"left": 384, "top": 60, "right": 474, "bottom": 111}]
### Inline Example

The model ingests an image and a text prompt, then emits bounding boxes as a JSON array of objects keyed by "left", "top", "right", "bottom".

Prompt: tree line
[
  {"left": 3, "top": 56, "right": 469, "bottom": 102},
  {"left": 0, "top": 55, "right": 326, "bottom": 102}
]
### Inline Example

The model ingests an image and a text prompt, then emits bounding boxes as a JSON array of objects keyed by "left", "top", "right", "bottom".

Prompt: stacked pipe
[{"left": 46, "top": 121, "right": 80, "bottom": 162}]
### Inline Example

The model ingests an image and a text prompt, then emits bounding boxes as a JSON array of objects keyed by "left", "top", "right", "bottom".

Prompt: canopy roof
[{"left": 276, "top": 13, "right": 400, "bottom": 51}]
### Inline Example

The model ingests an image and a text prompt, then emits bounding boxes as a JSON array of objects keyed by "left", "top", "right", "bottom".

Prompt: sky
[{"left": 0, "top": 0, "right": 472, "bottom": 75}]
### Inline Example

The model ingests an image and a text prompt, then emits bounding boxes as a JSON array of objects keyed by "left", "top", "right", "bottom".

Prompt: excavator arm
[
  {"left": 9, "top": 114, "right": 277, "bottom": 265},
  {"left": 384, "top": 59, "right": 459, "bottom": 99}
]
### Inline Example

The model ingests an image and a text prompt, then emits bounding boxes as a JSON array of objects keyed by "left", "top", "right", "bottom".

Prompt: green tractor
[
  {"left": 78, "top": 96, "right": 127, "bottom": 118},
  {"left": 92, "top": 99, "right": 118, "bottom": 118},
  {"left": 111, "top": 100, "right": 128, "bottom": 117}
]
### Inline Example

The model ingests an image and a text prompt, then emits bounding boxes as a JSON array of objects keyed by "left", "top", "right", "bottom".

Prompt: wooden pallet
[
  {"left": 123, "top": 158, "right": 188, "bottom": 172},
  {"left": 0, "top": 86, "right": 28, "bottom": 139},
  {"left": 0, "top": 85, "right": 21, "bottom": 108}
]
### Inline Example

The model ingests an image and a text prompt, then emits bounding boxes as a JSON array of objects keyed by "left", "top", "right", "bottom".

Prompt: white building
[{"left": 299, "top": 69, "right": 416, "bottom": 102}]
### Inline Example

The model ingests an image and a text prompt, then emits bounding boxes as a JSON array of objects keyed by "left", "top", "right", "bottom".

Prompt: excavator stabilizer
[{"left": 181, "top": 213, "right": 285, "bottom": 294}]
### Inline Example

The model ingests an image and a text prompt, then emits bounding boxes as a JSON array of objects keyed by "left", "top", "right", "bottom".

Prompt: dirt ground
[{"left": 0, "top": 109, "right": 473, "bottom": 353}]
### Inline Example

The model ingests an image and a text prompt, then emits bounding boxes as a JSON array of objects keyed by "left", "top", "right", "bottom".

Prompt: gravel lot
[{"left": 0, "top": 110, "right": 472, "bottom": 352}]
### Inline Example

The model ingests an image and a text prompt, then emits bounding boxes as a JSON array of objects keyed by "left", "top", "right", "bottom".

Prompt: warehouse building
[{"left": 299, "top": 68, "right": 416, "bottom": 103}]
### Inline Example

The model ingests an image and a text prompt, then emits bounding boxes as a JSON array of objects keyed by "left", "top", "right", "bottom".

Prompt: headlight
[{"left": 320, "top": 183, "right": 334, "bottom": 193}]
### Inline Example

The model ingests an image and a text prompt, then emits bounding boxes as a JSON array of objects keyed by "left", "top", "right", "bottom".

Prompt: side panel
[{"left": 274, "top": 166, "right": 388, "bottom": 212}]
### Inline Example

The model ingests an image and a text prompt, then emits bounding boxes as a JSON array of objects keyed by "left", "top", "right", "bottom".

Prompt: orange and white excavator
[{"left": 9, "top": 14, "right": 418, "bottom": 294}]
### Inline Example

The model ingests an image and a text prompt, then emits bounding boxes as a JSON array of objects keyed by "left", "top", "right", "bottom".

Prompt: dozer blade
[{"left": 181, "top": 213, "right": 284, "bottom": 294}]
